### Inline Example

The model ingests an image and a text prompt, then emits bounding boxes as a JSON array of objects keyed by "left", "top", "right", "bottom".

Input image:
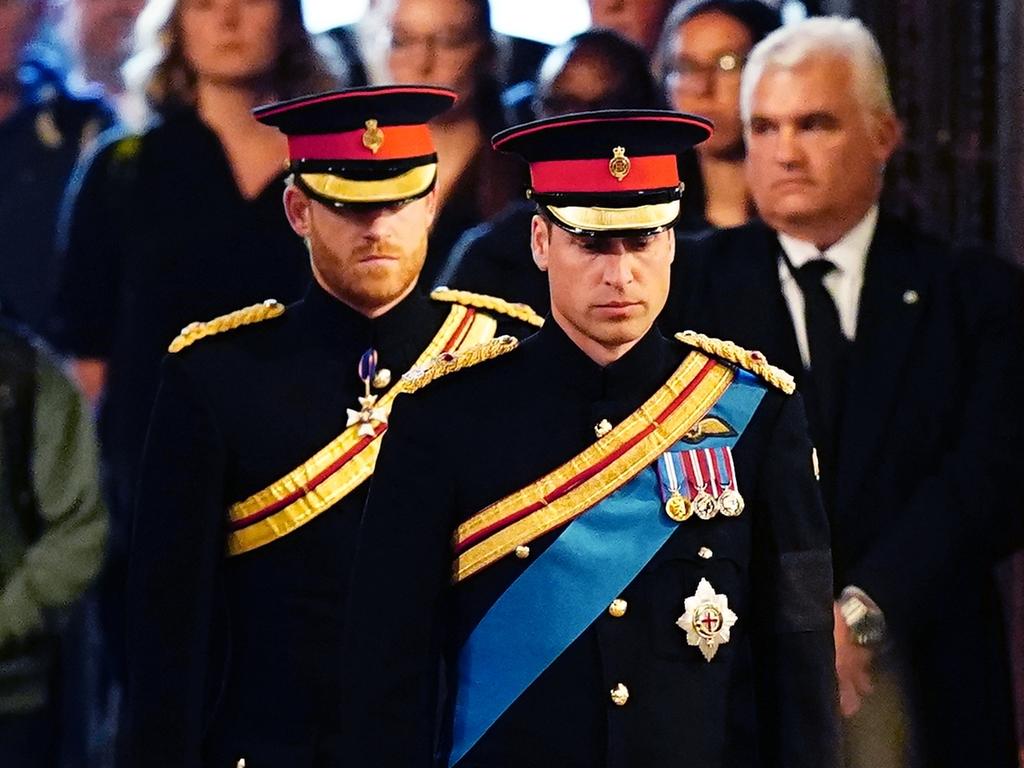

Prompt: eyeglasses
[
  {"left": 667, "top": 52, "right": 745, "bottom": 89},
  {"left": 388, "top": 27, "right": 482, "bottom": 56}
]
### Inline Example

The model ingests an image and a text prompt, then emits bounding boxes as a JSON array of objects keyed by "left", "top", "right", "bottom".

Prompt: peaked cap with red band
[
  {"left": 254, "top": 85, "right": 456, "bottom": 207},
  {"left": 492, "top": 109, "right": 714, "bottom": 235}
]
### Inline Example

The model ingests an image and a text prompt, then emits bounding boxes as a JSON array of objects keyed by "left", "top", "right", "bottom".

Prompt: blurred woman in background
[
  {"left": 655, "top": 0, "right": 780, "bottom": 229},
  {"left": 50, "top": 0, "right": 340, "bottom": 728},
  {"left": 371, "top": 0, "right": 522, "bottom": 284}
]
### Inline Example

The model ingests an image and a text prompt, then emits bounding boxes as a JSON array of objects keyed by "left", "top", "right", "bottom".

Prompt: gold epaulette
[
  {"left": 168, "top": 299, "right": 285, "bottom": 353},
  {"left": 675, "top": 330, "right": 795, "bottom": 395},
  {"left": 401, "top": 335, "right": 519, "bottom": 394},
  {"left": 430, "top": 287, "right": 544, "bottom": 328}
]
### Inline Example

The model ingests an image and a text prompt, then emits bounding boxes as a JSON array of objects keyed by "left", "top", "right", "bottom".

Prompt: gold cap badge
[
  {"left": 362, "top": 119, "right": 384, "bottom": 154},
  {"left": 608, "top": 146, "right": 631, "bottom": 181}
]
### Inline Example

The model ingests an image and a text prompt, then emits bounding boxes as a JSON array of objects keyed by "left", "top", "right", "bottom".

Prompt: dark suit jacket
[{"left": 666, "top": 216, "right": 1023, "bottom": 767}]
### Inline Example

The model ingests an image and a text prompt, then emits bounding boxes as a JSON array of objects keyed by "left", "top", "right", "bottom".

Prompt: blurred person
[
  {"left": 437, "top": 29, "right": 669, "bottom": 312},
  {"left": 331, "top": 0, "right": 547, "bottom": 94},
  {"left": 655, "top": 0, "right": 781, "bottom": 229},
  {"left": 669, "top": 17, "right": 1022, "bottom": 768},
  {"left": 0, "top": 0, "right": 113, "bottom": 341},
  {"left": 50, "top": 0, "right": 339, "bottom": 717},
  {"left": 0, "top": 322, "right": 107, "bottom": 768},
  {"left": 375, "top": 0, "right": 522, "bottom": 284},
  {"left": 122, "top": 86, "right": 540, "bottom": 766},
  {"left": 57, "top": 0, "right": 147, "bottom": 128},
  {"left": 588, "top": 0, "right": 674, "bottom": 55}
]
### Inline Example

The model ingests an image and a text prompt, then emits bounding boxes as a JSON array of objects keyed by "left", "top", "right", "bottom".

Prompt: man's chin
[{"left": 589, "top": 318, "right": 650, "bottom": 349}]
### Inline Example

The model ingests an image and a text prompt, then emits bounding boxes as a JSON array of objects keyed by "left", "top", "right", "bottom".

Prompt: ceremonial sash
[
  {"left": 225, "top": 304, "right": 497, "bottom": 556},
  {"left": 448, "top": 364, "right": 766, "bottom": 766}
]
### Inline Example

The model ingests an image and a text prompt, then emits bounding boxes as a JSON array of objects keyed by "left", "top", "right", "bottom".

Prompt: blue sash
[{"left": 448, "top": 371, "right": 765, "bottom": 765}]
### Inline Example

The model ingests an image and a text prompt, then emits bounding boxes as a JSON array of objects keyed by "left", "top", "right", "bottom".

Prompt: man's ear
[
  {"left": 531, "top": 215, "right": 551, "bottom": 272},
  {"left": 422, "top": 186, "right": 438, "bottom": 229},
  {"left": 283, "top": 183, "right": 312, "bottom": 238},
  {"left": 666, "top": 227, "right": 676, "bottom": 265},
  {"left": 871, "top": 111, "right": 903, "bottom": 168}
]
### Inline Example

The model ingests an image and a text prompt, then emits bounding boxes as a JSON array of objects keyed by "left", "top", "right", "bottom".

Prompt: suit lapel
[
  {"left": 715, "top": 221, "right": 804, "bottom": 377},
  {"left": 834, "top": 216, "right": 929, "bottom": 516}
]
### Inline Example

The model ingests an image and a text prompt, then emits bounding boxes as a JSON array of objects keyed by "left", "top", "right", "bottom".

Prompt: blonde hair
[{"left": 124, "top": 0, "right": 342, "bottom": 117}]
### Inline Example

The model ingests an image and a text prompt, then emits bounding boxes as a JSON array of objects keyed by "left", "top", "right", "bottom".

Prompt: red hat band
[
  {"left": 529, "top": 154, "right": 680, "bottom": 195},
  {"left": 286, "top": 123, "right": 435, "bottom": 163}
]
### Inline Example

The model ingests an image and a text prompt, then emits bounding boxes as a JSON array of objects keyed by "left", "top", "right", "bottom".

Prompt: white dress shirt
[{"left": 777, "top": 206, "right": 879, "bottom": 368}]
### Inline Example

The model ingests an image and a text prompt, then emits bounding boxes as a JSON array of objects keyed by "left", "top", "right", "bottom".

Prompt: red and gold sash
[
  {"left": 226, "top": 304, "right": 500, "bottom": 556},
  {"left": 452, "top": 351, "right": 735, "bottom": 583}
]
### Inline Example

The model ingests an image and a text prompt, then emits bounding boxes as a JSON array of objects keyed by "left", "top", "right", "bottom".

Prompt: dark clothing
[
  {"left": 122, "top": 282, "right": 536, "bottom": 767},
  {"left": 323, "top": 25, "right": 369, "bottom": 87},
  {"left": 493, "top": 33, "right": 550, "bottom": 93},
  {"left": 434, "top": 200, "right": 546, "bottom": 309},
  {"left": 51, "top": 109, "right": 311, "bottom": 533},
  {"left": 424, "top": 144, "right": 524, "bottom": 289},
  {"left": 0, "top": 61, "right": 113, "bottom": 339},
  {"left": 667, "top": 216, "right": 1023, "bottom": 767},
  {"left": 344, "top": 320, "right": 839, "bottom": 767},
  {"left": 0, "top": 706, "right": 55, "bottom": 768}
]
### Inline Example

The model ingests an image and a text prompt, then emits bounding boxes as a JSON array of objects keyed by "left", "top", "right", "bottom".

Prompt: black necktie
[{"left": 791, "top": 258, "right": 850, "bottom": 493}]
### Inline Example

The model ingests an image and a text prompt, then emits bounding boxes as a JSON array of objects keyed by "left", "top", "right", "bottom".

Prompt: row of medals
[{"left": 665, "top": 486, "right": 744, "bottom": 523}]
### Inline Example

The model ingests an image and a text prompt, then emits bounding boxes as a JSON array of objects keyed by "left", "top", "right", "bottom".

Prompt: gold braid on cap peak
[
  {"left": 401, "top": 335, "right": 520, "bottom": 394},
  {"left": 430, "top": 287, "right": 544, "bottom": 328},
  {"left": 169, "top": 300, "right": 285, "bottom": 353},
  {"left": 675, "top": 330, "right": 795, "bottom": 395}
]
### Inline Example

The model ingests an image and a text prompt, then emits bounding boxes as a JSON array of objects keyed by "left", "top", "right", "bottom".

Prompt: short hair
[
  {"left": 125, "top": 0, "right": 341, "bottom": 117},
  {"left": 739, "top": 16, "right": 895, "bottom": 125},
  {"left": 653, "top": 0, "right": 782, "bottom": 85},
  {"left": 538, "top": 28, "right": 662, "bottom": 112}
]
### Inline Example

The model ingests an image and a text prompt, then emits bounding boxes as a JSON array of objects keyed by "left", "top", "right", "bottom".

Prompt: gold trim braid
[
  {"left": 225, "top": 306, "right": 516, "bottom": 556},
  {"left": 169, "top": 300, "right": 285, "bottom": 353},
  {"left": 544, "top": 200, "right": 680, "bottom": 232},
  {"left": 675, "top": 330, "right": 795, "bottom": 394},
  {"left": 299, "top": 163, "right": 436, "bottom": 204},
  {"left": 430, "top": 287, "right": 544, "bottom": 328},
  {"left": 402, "top": 335, "right": 519, "bottom": 394},
  {"left": 452, "top": 353, "right": 734, "bottom": 583}
]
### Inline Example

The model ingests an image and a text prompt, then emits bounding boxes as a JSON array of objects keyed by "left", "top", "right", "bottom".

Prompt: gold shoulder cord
[
  {"left": 401, "top": 335, "right": 519, "bottom": 394},
  {"left": 674, "top": 330, "right": 795, "bottom": 394},
  {"left": 169, "top": 299, "right": 285, "bottom": 353},
  {"left": 430, "top": 287, "right": 544, "bottom": 328}
]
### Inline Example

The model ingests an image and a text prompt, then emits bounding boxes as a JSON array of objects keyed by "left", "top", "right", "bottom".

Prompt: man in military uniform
[
  {"left": 343, "top": 111, "right": 839, "bottom": 766},
  {"left": 121, "top": 86, "right": 541, "bottom": 767}
]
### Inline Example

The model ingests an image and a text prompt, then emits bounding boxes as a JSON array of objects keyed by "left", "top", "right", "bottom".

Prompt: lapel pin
[{"left": 902, "top": 289, "right": 919, "bottom": 305}]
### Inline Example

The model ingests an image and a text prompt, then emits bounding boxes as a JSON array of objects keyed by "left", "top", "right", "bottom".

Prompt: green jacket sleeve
[{"left": 0, "top": 352, "right": 108, "bottom": 649}]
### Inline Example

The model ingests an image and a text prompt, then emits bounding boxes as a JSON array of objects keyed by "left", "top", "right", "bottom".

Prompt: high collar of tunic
[
  {"left": 294, "top": 279, "right": 438, "bottom": 363},
  {"left": 531, "top": 316, "right": 670, "bottom": 402}
]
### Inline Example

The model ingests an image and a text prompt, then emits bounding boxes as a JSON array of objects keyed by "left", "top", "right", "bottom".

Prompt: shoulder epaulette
[
  {"left": 430, "top": 287, "right": 544, "bottom": 328},
  {"left": 168, "top": 299, "right": 285, "bottom": 353},
  {"left": 674, "top": 330, "right": 795, "bottom": 395},
  {"left": 401, "top": 335, "right": 519, "bottom": 394}
]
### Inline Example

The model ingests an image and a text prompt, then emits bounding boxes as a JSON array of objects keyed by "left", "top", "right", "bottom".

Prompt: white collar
[{"left": 778, "top": 205, "right": 879, "bottom": 278}]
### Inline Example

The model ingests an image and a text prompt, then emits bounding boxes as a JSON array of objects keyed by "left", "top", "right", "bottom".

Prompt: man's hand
[{"left": 834, "top": 602, "right": 875, "bottom": 717}]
